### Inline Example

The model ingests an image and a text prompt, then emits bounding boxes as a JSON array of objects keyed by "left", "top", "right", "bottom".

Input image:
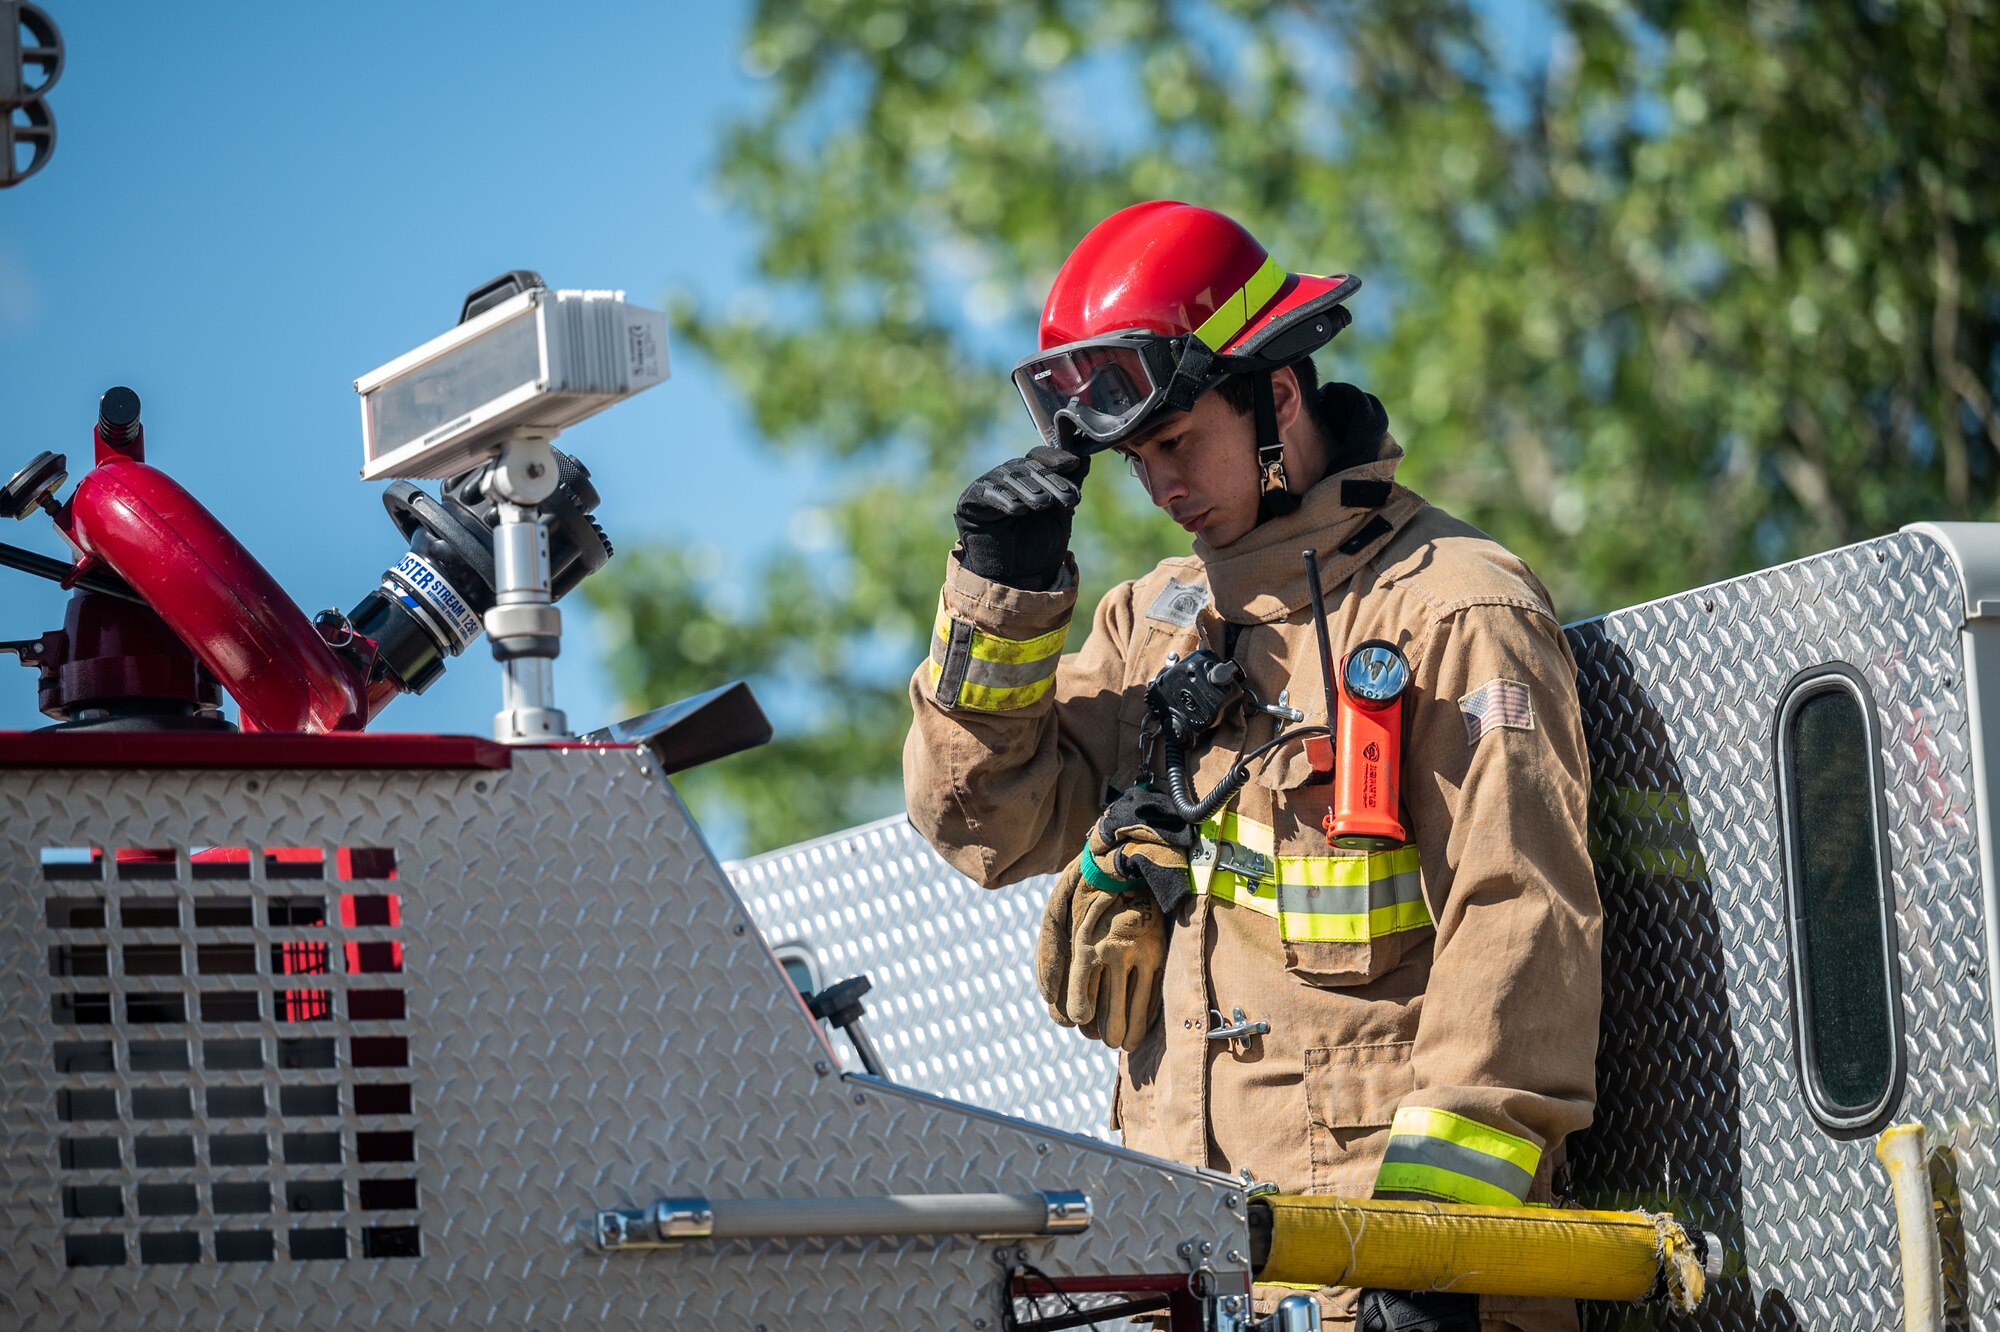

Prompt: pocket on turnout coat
[
  {"left": 1240, "top": 749, "right": 1434, "bottom": 987},
  {"left": 1304, "top": 1040, "right": 1415, "bottom": 1197}
]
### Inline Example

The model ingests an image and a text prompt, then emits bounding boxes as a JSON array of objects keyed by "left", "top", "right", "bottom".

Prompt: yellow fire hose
[{"left": 1253, "top": 1195, "right": 1715, "bottom": 1313}]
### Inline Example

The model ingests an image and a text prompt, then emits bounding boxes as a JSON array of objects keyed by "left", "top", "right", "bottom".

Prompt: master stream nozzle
[{"left": 346, "top": 447, "right": 611, "bottom": 697}]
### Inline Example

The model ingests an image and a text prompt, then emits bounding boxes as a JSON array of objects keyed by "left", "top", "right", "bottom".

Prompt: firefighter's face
[{"left": 1113, "top": 367, "right": 1307, "bottom": 548}]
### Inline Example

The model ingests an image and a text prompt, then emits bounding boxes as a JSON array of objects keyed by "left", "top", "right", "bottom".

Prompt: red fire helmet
[
  {"left": 1039, "top": 200, "right": 1357, "bottom": 354},
  {"left": 1016, "top": 201, "right": 1359, "bottom": 450}
]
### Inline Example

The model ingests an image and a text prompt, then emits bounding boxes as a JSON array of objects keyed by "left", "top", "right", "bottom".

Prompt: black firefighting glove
[
  {"left": 1095, "top": 785, "right": 1196, "bottom": 915},
  {"left": 954, "top": 445, "right": 1090, "bottom": 591},
  {"left": 1356, "top": 1289, "right": 1479, "bottom": 1332}
]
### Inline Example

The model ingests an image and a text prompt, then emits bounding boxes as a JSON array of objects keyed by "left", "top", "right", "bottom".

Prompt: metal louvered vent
[{"left": 44, "top": 844, "right": 419, "bottom": 1268}]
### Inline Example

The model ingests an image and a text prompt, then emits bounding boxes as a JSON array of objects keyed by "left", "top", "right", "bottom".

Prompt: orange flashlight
[{"left": 1325, "top": 640, "right": 1410, "bottom": 850}]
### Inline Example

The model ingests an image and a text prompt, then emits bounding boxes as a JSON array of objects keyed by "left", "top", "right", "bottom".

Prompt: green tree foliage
[{"left": 591, "top": 0, "right": 2000, "bottom": 853}]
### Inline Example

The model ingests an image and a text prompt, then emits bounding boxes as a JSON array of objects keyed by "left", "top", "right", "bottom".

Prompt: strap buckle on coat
[{"left": 1194, "top": 834, "right": 1273, "bottom": 885}]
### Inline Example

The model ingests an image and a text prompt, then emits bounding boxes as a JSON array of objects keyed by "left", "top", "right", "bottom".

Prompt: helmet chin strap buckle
[{"left": 1253, "top": 371, "right": 1301, "bottom": 520}]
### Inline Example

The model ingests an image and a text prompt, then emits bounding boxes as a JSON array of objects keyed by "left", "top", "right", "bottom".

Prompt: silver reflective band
[
  {"left": 1040, "top": 1189, "right": 1091, "bottom": 1233},
  {"left": 591, "top": 1191, "right": 1093, "bottom": 1251},
  {"left": 1377, "top": 1134, "right": 1535, "bottom": 1202}
]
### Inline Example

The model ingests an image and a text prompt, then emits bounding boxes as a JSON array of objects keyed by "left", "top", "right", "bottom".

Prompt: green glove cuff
[{"left": 1078, "top": 839, "right": 1136, "bottom": 893}]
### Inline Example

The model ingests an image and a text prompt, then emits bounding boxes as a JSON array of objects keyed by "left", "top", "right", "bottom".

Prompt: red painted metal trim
[
  {"left": 0, "top": 731, "right": 516, "bottom": 770},
  {"left": 1008, "top": 1273, "right": 1224, "bottom": 1332}
]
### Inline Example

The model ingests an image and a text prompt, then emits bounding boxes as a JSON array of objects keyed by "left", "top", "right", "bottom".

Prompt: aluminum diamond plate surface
[
  {"left": 728, "top": 817, "right": 1118, "bottom": 1134},
  {"left": 3, "top": 746, "right": 1249, "bottom": 1329},
  {"left": 735, "top": 529, "right": 2000, "bottom": 1330},
  {"left": 1567, "top": 529, "right": 1997, "bottom": 1330}
]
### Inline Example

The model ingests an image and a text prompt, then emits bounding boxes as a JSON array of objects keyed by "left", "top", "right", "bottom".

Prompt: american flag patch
[{"left": 1460, "top": 678, "right": 1534, "bottom": 744}]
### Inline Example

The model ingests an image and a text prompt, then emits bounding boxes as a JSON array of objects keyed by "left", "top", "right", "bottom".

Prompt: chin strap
[{"left": 1253, "top": 371, "right": 1301, "bottom": 522}]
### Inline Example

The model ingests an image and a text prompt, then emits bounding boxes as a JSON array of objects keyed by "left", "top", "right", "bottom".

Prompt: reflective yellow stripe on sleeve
[
  {"left": 928, "top": 607, "right": 1068, "bottom": 713},
  {"left": 1190, "top": 811, "right": 1431, "bottom": 943},
  {"left": 1375, "top": 1106, "right": 1542, "bottom": 1206}
]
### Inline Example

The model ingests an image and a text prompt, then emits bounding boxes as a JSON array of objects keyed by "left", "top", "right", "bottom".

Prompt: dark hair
[{"left": 1212, "top": 356, "right": 1340, "bottom": 440}]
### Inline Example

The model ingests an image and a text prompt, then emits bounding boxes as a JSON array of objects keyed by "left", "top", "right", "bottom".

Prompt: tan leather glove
[{"left": 1035, "top": 822, "right": 1174, "bottom": 1051}]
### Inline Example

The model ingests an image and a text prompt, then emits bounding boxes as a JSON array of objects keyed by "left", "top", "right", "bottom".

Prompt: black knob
[
  {"left": 805, "top": 975, "right": 873, "bottom": 1028},
  {"left": 98, "top": 386, "right": 141, "bottom": 445}
]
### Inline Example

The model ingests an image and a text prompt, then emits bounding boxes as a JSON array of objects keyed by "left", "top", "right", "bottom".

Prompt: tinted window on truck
[
  {"left": 771, "top": 945, "right": 817, "bottom": 998},
  {"left": 1777, "top": 669, "right": 1902, "bottom": 1132}
]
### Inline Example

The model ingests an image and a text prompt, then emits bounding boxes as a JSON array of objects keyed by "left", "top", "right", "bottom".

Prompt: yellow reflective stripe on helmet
[
  {"left": 1192, "top": 255, "right": 1286, "bottom": 351},
  {"left": 1190, "top": 815, "right": 1431, "bottom": 941},
  {"left": 928, "top": 608, "right": 1067, "bottom": 713},
  {"left": 1375, "top": 1107, "right": 1541, "bottom": 1206}
]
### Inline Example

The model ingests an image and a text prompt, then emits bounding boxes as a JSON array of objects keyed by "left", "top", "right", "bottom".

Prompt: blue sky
[{"left": 0, "top": 2, "right": 815, "bottom": 736}]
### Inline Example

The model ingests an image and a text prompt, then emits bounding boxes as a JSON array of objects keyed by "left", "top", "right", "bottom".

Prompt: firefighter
[{"left": 904, "top": 201, "right": 1600, "bottom": 1332}]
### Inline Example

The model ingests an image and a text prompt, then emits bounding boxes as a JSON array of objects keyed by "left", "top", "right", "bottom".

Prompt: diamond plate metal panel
[
  {"left": 728, "top": 817, "right": 1117, "bottom": 1135},
  {"left": 735, "top": 530, "right": 2000, "bottom": 1330},
  {"left": 3, "top": 749, "right": 1248, "bottom": 1329},
  {"left": 1567, "top": 530, "right": 1997, "bottom": 1330}
]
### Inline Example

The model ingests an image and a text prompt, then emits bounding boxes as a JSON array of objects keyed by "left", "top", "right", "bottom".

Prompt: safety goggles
[{"left": 1010, "top": 330, "right": 1222, "bottom": 450}]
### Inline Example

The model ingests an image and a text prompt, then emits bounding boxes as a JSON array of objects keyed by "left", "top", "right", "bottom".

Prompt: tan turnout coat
[{"left": 905, "top": 445, "right": 1601, "bottom": 1329}]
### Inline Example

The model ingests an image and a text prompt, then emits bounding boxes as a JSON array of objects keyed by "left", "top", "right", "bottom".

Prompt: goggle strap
[{"left": 1162, "top": 335, "right": 1216, "bottom": 413}]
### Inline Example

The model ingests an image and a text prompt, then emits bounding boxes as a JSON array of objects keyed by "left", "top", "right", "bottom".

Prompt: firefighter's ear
[{"left": 1270, "top": 364, "right": 1306, "bottom": 434}]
